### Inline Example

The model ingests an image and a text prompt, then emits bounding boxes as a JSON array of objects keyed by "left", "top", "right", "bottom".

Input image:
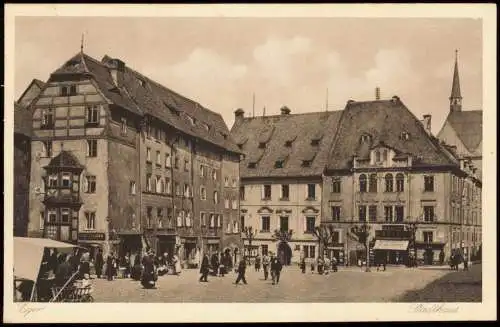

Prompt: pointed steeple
[
  {"left": 449, "top": 49, "right": 462, "bottom": 112},
  {"left": 79, "top": 33, "right": 90, "bottom": 74}
]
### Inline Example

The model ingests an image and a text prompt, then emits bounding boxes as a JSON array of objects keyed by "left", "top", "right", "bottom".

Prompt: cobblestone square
[{"left": 91, "top": 264, "right": 481, "bottom": 303}]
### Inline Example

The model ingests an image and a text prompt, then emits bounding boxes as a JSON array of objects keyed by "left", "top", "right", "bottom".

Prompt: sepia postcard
[{"left": 3, "top": 3, "right": 497, "bottom": 323}]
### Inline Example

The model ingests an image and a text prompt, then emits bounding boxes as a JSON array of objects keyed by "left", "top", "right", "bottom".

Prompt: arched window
[
  {"left": 359, "top": 174, "right": 367, "bottom": 193},
  {"left": 369, "top": 174, "right": 378, "bottom": 192},
  {"left": 385, "top": 173, "right": 394, "bottom": 192},
  {"left": 396, "top": 173, "right": 405, "bottom": 192},
  {"left": 213, "top": 191, "right": 219, "bottom": 204}
]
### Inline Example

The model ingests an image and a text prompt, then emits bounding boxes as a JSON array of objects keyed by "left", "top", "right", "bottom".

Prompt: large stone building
[
  {"left": 230, "top": 106, "right": 343, "bottom": 264},
  {"left": 14, "top": 79, "right": 45, "bottom": 236},
  {"left": 323, "top": 96, "right": 481, "bottom": 266},
  {"left": 25, "top": 50, "right": 242, "bottom": 262}
]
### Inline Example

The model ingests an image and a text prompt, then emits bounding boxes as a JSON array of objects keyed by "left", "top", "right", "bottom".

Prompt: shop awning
[{"left": 373, "top": 240, "right": 409, "bottom": 251}]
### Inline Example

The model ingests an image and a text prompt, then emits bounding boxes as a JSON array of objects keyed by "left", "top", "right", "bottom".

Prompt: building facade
[
  {"left": 25, "top": 50, "right": 241, "bottom": 263},
  {"left": 323, "top": 96, "right": 481, "bottom": 266},
  {"left": 230, "top": 107, "right": 343, "bottom": 264},
  {"left": 14, "top": 79, "right": 45, "bottom": 236}
]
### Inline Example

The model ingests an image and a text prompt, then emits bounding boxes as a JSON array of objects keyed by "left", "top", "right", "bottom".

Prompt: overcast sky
[{"left": 15, "top": 17, "right": 482, "bottom": 133}]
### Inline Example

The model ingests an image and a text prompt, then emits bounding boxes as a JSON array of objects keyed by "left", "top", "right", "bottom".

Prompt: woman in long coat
[{"left": 199, "top": 254, "right": 210, "bottom": 282}]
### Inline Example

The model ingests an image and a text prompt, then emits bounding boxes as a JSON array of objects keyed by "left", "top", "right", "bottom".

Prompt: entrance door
[{"left": 278, "top": 242, "right": 292, "bottom": 265}]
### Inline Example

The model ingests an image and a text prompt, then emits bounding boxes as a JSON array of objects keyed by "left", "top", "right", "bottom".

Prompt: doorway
[{"left": 277, "top": 242, "right": 292, "bottom": 265}]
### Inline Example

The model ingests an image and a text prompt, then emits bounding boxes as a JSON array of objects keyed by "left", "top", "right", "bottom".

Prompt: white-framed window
[
  {"left": 423, "top": 231, "right": 434, "bottom": 243},
  {"left": 213, "top": 191, "right": 219, "bottom": 204},
  {"left": 224, "top": 199, "right": 230, "bottom": 209},
  {"left": 232, "top": 179, "right": 237, "bottom": 188},
  {"left": 165, "top": 178, "right": 171, "bottom": 194},
  {"left": 146, "top": 174, "right": 152, "bottom": 192},
  {"left": 184, "top": 184, "right": 191, "bottom": 197},
  {"left": 42, "top": 140, "right": 53, "bottom": 157},
  {"left": 224, "top": 177, "right": 229, "bottom": 187},
  {"left": 200, "top": 186, "right": 207, "bottom": 200},
  {"left": 233, "top": 221, "right": 239, "bottom": 233},
  {"left": 175, "top": 183, "right": 181, "bottom": 196},
  {"left": 87, "top": 140, "right": 98, "bottom": 157},
  {"left": 85, "top": 175, "right": 96, "bottom": 193},
  {"left": 424, "top": 175, "right": 435, "bottom": 192},
  {"left": 85, "top": 211, "right": 96, "bottom": 230},
  {"left": 185, "top": 212, "right": 192, "bottom": 227},
  {"left": 226, "top": 223, "right": 232, "bottom": 234},
  {"left": 305, "top": 216, "right": 315, "bottom": 233},
  {"left": 307, "top": 184, "right": 316, "bottom": 200},
  {"left": 130, "top": 181, "right": 136, "bottom": 195},
  {"left": 331, "top": 206, "right": 341, "bottom": 221},
  {"left": 48, "top": 174, "right": 58, "bottom": 187},
  {"left": 209, "top": 214, "right": 215, "bottom": 228},
  {"left": 41, "top": 108, "right": 54, "bottom": 128},
  {"left": 61, "top": 208, "right": 70, "bottom": 223},
  {"left": 212, "top": 170, "right": 218, "bottom": 181},
  {"left": 61, "top": 173, "right": 72, "bottom": 188},
  {"left": 39, "top": 211, "right": 45, "bottom": 230},
  {"left": 165, "top": 153, "right": 171, "bottom": 167},
  {"left": 424, "top": 206, "right": 435, "bottom": 222},
  {"left": 231, "top": 199, "right": 238, "bottom": 210},
  {"left": 200, "top": 165, "right": 205, "bottom": 177},
  {"left": 201, "top": 212, "right": 206, "bottom": 226},
  {"left": 146, "top": 147, "right": 151, "bottom": 162},
  {"left": 86, "top": 105, "right": 100, "bottom": 125},
  {"left": 263, "top": 184, "right": 272, "bottom": 200},
  {"left": 121, "top": 117, "right": 127, "bottom": 135},
  {"left": 156, "top": 151, "right": 161, "bottom": 166},
  {"left": 155, "top": 176, "right": 162, "bottom": 193},
  {"left": 47, "top": 209, "right": 57, "bottom": 223}
]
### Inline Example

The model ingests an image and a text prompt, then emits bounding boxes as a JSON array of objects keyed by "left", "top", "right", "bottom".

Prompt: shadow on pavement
[{"left": 395, "top": 264, "right": 482, "bottom": 302}]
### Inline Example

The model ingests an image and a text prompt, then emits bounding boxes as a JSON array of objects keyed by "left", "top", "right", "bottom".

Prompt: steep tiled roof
[
  {"left": 49, "top": 52, "right": 239, "bottom": 154},
  {"left": 327, "top": 98, "right": 458, "bottom": 171},
  {"left": 46, "top": 150, "right": 83, "bottom": 169},
  {"left": 231, "top": 111, "right": 343, "bottom": 178},
  {"left": 32, "top": 79, "right": 45, "bottom": 89},
  {"left": 14, "top": 102, "right": 33, "bottom": 137},
  {"left": 446, "top": 110, "right": 483, "bottom": 153}
]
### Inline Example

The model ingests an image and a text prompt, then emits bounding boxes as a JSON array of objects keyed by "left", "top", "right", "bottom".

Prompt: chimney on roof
[
  {"left": 280, "top": 106, "right": 291, "bottom": 115},
  {"left": 422, "top": 114, "right": 432, "bottom": 135},
  {"left": 234, "top": 108, "right": 245, "bottom": 124},
  {"left": 375, "top": 87, "right": 380, "bottom": 100},
  {"left": 108, "top": 58, "right": 125, "bottom": 87},
  {"left": 391, "top": 95, "right": 400, "bottom": 103}
]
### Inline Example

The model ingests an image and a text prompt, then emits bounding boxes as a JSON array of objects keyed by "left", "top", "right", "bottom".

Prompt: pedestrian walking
[
  {"left": 270, "top": 255, "right": 283, "bottom": 285},
  {"left": 439, "top": 249, "right": 445, "bottom": 266},
  {"left": 95, "top": 248, "right": 104, "bottom": 279},
  {"left": 234, "top": 256, "right": 248, "bottom": 285},
  {"left": 463, "top": 253, "right": 469, "bottom": 271},
  {"left": 199, "top": 254, "right": 210, "bottom": 282},
  {"left": 173, "top": 254, "right": 182, "bottom": 275},
  {"left": 324, "top": 256, "right": 331, "bottom": 275},
  {"left": 331, "top": 256, "right": 338, "bottom": 272},
  {"left": 317, "top": 257, "right": 324, "bottom": 275},
  {"left": 300, "top": 257, "right": 306, "bottom": 274},
  {"left": 262, "top": 253, "right": 270, "bottom": 280},
  {"left": 255, "top": 254, "right": 261, "bottom": 272},
  {"left": 106, "top": 253, "right": 115, "bottom": 281}
]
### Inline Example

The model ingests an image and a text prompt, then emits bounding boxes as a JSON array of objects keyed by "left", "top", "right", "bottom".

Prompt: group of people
[
  {"left": 199, "top": 252, "right": 284, "bottom": 285},
  {"left": 299, "top": 256, "right": 339, "bottom": 275},
  {"left": 17, "top": 247, "right": 93, "bottom": 302}
]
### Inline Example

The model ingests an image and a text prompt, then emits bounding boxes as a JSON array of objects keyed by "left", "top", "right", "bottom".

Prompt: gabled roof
[
  {"left": 231, "top": 111, "right": 343, "bottom": 178},
  {"left": 445, "top": 110, "right": 483, "bottom": 153},
  {"left": 327, "top": 98, "right": 458, "bottom": 171},
  {"left": 45, "top": 150, "right": 83, "bottom": 169},
  {"left": 47, "top": 52, "right": 239, "bottom": 154},
  {"left": 14, "top": 102, "right": 33, "bottom": 137}
]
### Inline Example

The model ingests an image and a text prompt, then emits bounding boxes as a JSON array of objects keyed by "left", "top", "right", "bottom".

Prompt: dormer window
[
  {"left": 285, "top": 141, "right": 293, "bottom": 147},
  {"left": 237, "top": 143, "right": 244, "bottom": 150},
  {"left": 186, "top": 115, "right": 195, "bottom": 125},
  {"left": 361, "top": 134, "right": 371, "bottom": 143},
  {"left": 302, "top": 160, "right": 311, "bottom": 167},
  {"left": 400, "top": 132, "right": 411, "bottom": 141},
  {"left": 311, "top": 139, "right": 320, "bottom": 146},
  {"left": 248, "top": 162, "right": 257, "bottom": 169},
  {"left": 203, "top": 123, "right": 210, "bottom": 131},
  {"left": 258, "top": 142, "right": 266, "bottom": 149},
  {"left": 220, "top": 132, "right": 228, "bottom": 140},
  {"left": 138, "top": 78, "right": 147, "bottom": 88},
  {"left": 275, "top": 160, "right": 285, "bottom": 168}
]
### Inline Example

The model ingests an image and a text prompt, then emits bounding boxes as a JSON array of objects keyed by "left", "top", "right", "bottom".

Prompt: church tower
[{"left": 449, "top": 49, "right": 462, "bottom": 112}]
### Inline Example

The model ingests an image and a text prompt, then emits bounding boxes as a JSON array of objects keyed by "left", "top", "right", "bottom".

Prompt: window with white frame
[
  {"left": 47, "top": 209, "right": 57, "bottom": 223},
  {"left": 42, "top": 141, "right": 53, "bottom": 157},
  {"left": 424, "top": 175, "right": 435, "bottom": 192},
  {"left": 200, "top": 165, "right": 205, "bottom": 177},
  {"left": 201, "top": 212, "right": 207, "bottom": 226},
  {"left": 224, "top": 199, "right": 230, "bottom": 209},
  {"left": 41, "top": 108, "right": 55, "bottom": 129},
  {"left": 156, "top": 151, "right": 161, "bottom": 166},
  {"left": 307, "top": 184, "right": 316, "bottom": 199},
  {"left": 146, "top": 174, "right": 152, "bottom": 192},
  {"left": 200, "top": 186, "right": 207, "bottom": 200},
  {"left": 232, "top": 199, "right": 238, "bottom": 210},
  {"left": 61, "top": 173, "right": 72, "bottom": 188},
  {"left": 85, "top": 175, "right": 96, "bottom": 193},
  {"left": 384, "top": 206, "right": 393, "bottom": 222},
  {"left": 213, "top": 191, "right": 219, "bottom": 204},
  {"left": 233, "top": 221, "right": 239, "bottom": 233},
  {"left": 331, "top": 206, "right": 341, "bottom": 221},
  {"left": 130, "top": 181, "right": 136, "bottom": 195},
  {"left": 61, "top": 208, "right": 70, "bottom": 223},
  {"left": 86, "top": 105, "right": 100, "bottom": 125},
  {"left": 165, "top": 178, "right": 171, "bottom": 194},
  {"left": 155, "top": 176, "right": 162, "bottom": 193},
  {"left": 424, "top": 206, "right": 435, "bottom": 222},
  {"left": 232, "top": 179, "right": 237, "bottom": 187},
  {"left": 146, "top": 148, "right": 151, "bottom": 162},
  {"left": 165, "top": 153, "right": 171, "bottom": 167},
  {"left": 87, "top": 140, "right": 98, "bottom": 157},
  {"left": 224, "top": 177, "right": 229, "bottom": 187},
  {"left": 85, "top": 211, "right": 96, "bottom": 230},
  {"left": 212, "top": 170, "right": 218, "bottom": 181},
  {"left": 48, "top": 174, "right": 58, "bottom": 187}
]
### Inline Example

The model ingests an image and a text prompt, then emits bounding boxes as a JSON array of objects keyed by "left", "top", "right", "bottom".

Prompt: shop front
[
  {"left": 415, "top": 241, "right": 446, "bottom": 265},
  {"left": 118, "top": 232, "right": 143, "bottom": 258},
  {"left": 78, "top": 231, "right": 107, "bottom": 259},
  {"left": 372, "top": 239, "right": 410, "bottom": 265},
  {"left": 181, "top": 237, "right": 198, "bottom": 268},
  {"left": 326, "top": 244, "right": 345, "bottom": 266}
]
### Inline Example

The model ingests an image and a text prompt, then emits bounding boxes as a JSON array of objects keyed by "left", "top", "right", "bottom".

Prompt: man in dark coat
[
  {"left": 54, "top": 254, "right": 72, "bottom": 287},
  {"left": 234, "top": 256, "right": 248, "bottom": 285},
  {"left": 95, "top": 248, "right": 104, "bottom": 278},
  {"left": 270, "top": 255, "right": 283, "bottom": 285},
  {"left": 199, "top": 254, "right": 210, "bottom": 282}
]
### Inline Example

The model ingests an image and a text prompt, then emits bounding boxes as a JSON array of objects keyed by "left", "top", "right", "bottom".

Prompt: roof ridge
[{"left": 242, "top": 110, "right": 343, "bottom": 120}]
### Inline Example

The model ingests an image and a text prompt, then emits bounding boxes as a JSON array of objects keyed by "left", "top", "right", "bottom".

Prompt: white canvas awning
[
  {"left": 373, "top": 239, "right": 409, "bottom": 251},
  {"left": 14, "top": 237, "right": 81, "bottom": 281}
]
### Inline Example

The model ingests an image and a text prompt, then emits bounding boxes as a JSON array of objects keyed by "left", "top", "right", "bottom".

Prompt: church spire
[{"left": 449, "top": 49, "right": 462, "bottom": 112}]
